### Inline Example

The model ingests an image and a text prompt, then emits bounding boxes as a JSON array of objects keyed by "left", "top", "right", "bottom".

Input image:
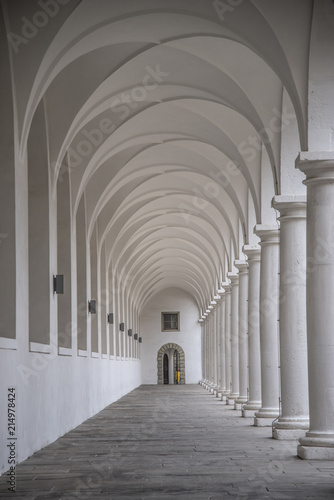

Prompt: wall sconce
[
  {"left": 139, "top": 337, "right": 142, "bottom": 343},
  {"left": 107, "top": 313, "right": 114, "bottom": 324},
  {"left": 134, "top": 333, "right": 138, "bottom": 340},
  {"left": 120, "top": 323, "right": 125, "bottom": 332},
  {"left": 53, "top": 275, "right": 64, "bottom": 294},
  {"left": 88, "top": 300, "right": 96, "bottom": 314},
  {"left": 128, "top": 329, "right": 132, "bottom": 336}
]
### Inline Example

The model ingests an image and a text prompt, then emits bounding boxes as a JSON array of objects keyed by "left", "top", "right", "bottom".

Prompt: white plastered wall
[{"left": 0, "top": 350, "right": 141, "bottom": 474}]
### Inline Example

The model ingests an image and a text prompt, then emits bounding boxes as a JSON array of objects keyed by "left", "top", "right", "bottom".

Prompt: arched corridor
[{"left": 1, "top": 0, "right": 334, "bottom": 496}]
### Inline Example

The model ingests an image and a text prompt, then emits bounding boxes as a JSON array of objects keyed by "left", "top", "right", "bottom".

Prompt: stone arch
[{"left": 157, "top": 343, "right": 185, "bottom": 385}]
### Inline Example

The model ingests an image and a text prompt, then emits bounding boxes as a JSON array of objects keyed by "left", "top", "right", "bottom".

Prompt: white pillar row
[
  {"left": 218, "top": 287, "right": 227, "bottom": 401},
  {"left": 297, "top": 152, "right": 334, "bottom": 459},
  {"left": 254, "top": 226, "right": 280, "bottom": 426},
  {"left": 234, "top": 261, "right": 249, "bottom": 411},
  {"left": 242, "top": 246, "right": 262, "bottom": 418},
  {"left": 227, "top": 273, "right": 239, "bottom": 405},
  {"left": 223, "top": 284, "right": 232, "bottom": 400},
  {"left": 272, "top": 195, "right": 309, "bottom": 440}
]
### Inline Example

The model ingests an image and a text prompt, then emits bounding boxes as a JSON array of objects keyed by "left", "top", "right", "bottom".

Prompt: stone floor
[{"left": 1, "top": 385, "right": 334, "bottom": 499}]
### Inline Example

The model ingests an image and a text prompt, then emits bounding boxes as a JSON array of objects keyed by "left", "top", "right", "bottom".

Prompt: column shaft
[
  {"left": 242, "top": 246, "right": 262, "bottom": 417},
  {"left": 254, "top": 226, "right": 280, "bottom": 426},
  {"left": 215, "top": 297, "right": 222, "bottom": 397},
  {"left": 234, "top": 261, "right": 249, "bottom": 410},
  {"left": 227, "top": 273, "right": 239, "bottom": 405},
  {"left": 224, "top": 286, "right": 232, "bottom": 398},
  {"left": 297, "top": 153, "right": 334, "bottom": 459},
  {"left": 219, "top": 290, "right": 227, "bottom": 400},
  {"left": 273, "top": 196, "right": 309, "bottom": 440}
]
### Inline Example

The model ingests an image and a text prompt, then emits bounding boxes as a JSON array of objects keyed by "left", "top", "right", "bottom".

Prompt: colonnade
[{"left": 201, "top": 156, "right": 334, "bottom": 460}]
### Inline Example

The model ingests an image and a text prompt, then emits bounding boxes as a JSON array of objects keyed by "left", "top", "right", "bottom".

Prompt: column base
[
  {"left": 273, "top": 418, "right": 309, "bottom": 440},
  {"left": 274, "top": 428, "right": 308, "bottom": 440},
  {"left": 242, "top": 402, "right": 261, "bottom": 418},
  {"left": 254, "top": 408, "right": 279, "bottom": 427},
  {"left": 227, "top": 393, "right": 239, "bottom": 405},
  {"left": 221, "top": 390, "right": 230, "bottom": 402},
  {"left": 215, "top": 387, "right": 223, "bottom": 399},
  {"left": 234, "top": 397, "right": 247, "bottom": 411},
  {"left": 297, "top": 433, "right": 334, "bottom": 460}
]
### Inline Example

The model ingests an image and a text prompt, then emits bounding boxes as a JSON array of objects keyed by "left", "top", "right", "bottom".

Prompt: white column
[
  {"left": 242, "top": 246, "right": 262, "bottom": 417},
  {"left": 214, "top": 295, "right": 222, "bottom": 397},
  {"left": 297, "top": 153, "right": 334, "bottom": 459},
  {"left": 207, "top": 312, "right": 212, "bottom": 389},
  {"left": 223, "top": 284, "right": 232, "bottom": 399},
  {"left": 203, "top": 314, "right": 209, "bottom": 386},
  {"left": 234, "top": 261, "right": 249, "bottom": 411},
  {"left": 212, "top": 300, "right": 219, "bottom": 392},
  {"left": 199, "top": 319, "right": 204, "bottom": 384},
  {"left": 254, "top": 226, "right": 280, "bottom": 426},
  {"left": 218, "top": 288, "right": 227, "bottom": 400},
  {"left": 273, "top": 195, "right": 309, "bottom": 440},
  {"left": 208, "top": 305, "right": 214, "bottom": 392},
  {"left": 227, "top": 273, "right": 239, "bottom": 405}
]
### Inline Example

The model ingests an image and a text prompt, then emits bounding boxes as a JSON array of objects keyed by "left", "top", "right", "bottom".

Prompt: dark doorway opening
[
  {"left": 163, "top": 353, "right": 169, "bottom": 384},
  {"left": 174, "top": 350, "right": 181, "bottom": 384}
]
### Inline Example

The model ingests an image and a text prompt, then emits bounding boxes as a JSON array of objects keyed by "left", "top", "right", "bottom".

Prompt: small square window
[{"left": 161, "top": 312, "right": 180, "bottom": 332}]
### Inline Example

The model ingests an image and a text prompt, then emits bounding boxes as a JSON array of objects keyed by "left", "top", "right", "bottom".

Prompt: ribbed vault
[{"left": 8, "top": 0, "right": 314, "bottom": 322}]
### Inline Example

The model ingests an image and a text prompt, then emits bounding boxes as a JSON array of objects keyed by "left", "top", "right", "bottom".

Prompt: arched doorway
[
  {"left": 163, "top": 353, "right": 169, "bottom": 384},
  {"left": 157, "top": 343, "right": 185, "bottom": 385}
]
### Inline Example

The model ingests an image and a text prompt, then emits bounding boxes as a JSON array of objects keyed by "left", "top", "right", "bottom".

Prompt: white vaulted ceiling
[{"left": 10, "top": 0, "right": 313, "bottom": 315}]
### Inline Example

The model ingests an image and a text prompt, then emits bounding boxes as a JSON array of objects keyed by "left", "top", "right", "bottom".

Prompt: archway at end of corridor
[{"left": 157, "top": 343, "right": 185, "bottom": 385}]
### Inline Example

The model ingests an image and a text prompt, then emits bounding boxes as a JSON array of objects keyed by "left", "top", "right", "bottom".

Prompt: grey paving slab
[{"left": 0, "top": 385, "right": 334, "bottom": 499}]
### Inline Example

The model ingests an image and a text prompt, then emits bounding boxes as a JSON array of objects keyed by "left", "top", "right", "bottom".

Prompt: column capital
[
  {"left": 234, "top": 259, "right": 248, "bottom": 274},
  {"left": 254, "top": 224, "right": 280, "bottom": 245},
  {"left": 227, "top": 272, "right": 239, "bottom": 285},
  {"left": 243, "top": 244, "right": 261, "bottom": 262},
  {"left": 296, "top": 151, "right": 334, "bottom": 185},
  {"left": 272, "top": 195, "right": 306, "bottom": 220},
  {"left": 222, "top": 280, "right": 231, "bottom": 293}
]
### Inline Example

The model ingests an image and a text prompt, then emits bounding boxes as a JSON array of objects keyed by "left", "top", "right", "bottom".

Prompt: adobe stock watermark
[
  {"left": 213, "top": 0, "right": 244, "bottom": 22},
  {"left": 237, "top": 106, "right": 296, "bottom": 163},
  {"left": 178, "top": 161, "right": 240, "bottom": 224},
  {"left": 178, "top": 105, "right": 296, "bottom": 224},
  {"left": 7, "top": 0, "right": 72, "bottom": 54},
  {"left": 55, "top": 64, "right": 169, "bottom": 184}
]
